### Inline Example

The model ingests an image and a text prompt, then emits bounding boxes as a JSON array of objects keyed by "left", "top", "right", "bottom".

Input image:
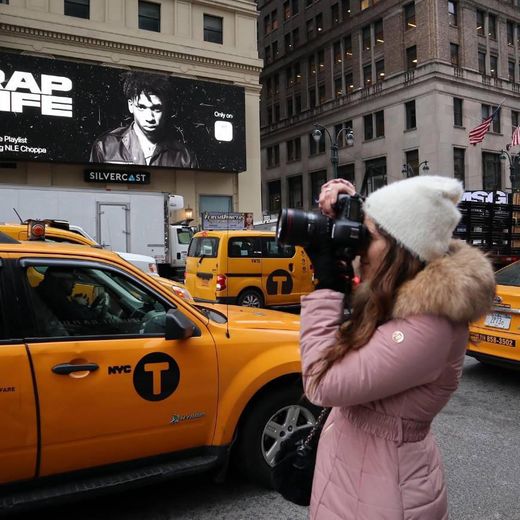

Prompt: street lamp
[
  {"left": 500, "top": 148, "right": 520, "bottom": 192},
  {"left": 401, "top": 160, "right": 430, "bottom": 178},
  {"left": 312, "top": 123, "right": 354, "bottom": 179}
]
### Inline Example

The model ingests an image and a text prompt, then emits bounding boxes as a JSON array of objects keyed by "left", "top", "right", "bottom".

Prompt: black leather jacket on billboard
[{"left": 89, "top": 123, "right": 199, "bottom": 168}]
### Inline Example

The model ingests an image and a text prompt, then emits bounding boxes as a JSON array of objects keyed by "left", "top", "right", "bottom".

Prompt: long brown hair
[{"left": 307, "top": 226, "right": 425, "bottom": 394}]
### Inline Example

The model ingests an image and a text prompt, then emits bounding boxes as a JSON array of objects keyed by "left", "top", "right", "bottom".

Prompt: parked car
[
  {"left": 185, "top": 230, "right": 314, "bottom": 307},
  {"left": 467, "top": 260, "right": 520, "bottom": 368},
  {"left": 0, "top": 231, "right": 316, "bottom": 513}
]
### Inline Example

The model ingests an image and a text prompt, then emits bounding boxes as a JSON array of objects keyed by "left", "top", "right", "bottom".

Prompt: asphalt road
[{"left": 14, "top": 357, "right": 520, "bottom": 520}]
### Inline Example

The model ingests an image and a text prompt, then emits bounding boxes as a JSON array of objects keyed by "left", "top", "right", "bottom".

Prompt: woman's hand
[{"left": 318, "top": 179, "right": 357, "bottom": 217}]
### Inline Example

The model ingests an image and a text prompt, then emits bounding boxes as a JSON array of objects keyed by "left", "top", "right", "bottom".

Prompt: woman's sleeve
[{"left": 300, "top": 290, "right": 455, "bottom": 407}]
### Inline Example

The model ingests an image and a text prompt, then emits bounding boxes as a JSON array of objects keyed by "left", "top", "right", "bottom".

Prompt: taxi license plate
[
  {"left": 484, "top": 312, "right": 511, "bottom": 330},
  {"left": 470, "top": 333, "right": 516, "bottom": 348}
]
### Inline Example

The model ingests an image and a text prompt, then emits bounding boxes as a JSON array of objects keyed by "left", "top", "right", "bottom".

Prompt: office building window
[
  {"left": 362, "top": 26, "right": 371, "bottom": 51},
  {"left": 363, "top": 64, "right": 372, "bottom": 86},
  {"left": 138, "top": 1, "right": 160, "bottom": 32},
  {"left": 204, "top": 14, "right": 223, "bottom": 44},
  {"left": 335, "top": 77, "right": 343, "bottom": 96},
  {"left": 364, "top": 111, "right": 384, "bottom": 140},
  {"left": 310, "top": 170, "right": 327, "bottom": 206},
  {"left": 337, "top": 163, "right": 355, "bottom": 183},
  {"left": 490, "top": 55, "right": 498, "bottom": 78},
  {"left": 404, "top": 3, "right": 416, "bottom": 30},
  {"left": 507, "top": 21, "right": 515, "bottom": 46},
  {"left": 267, "top": 180, "right": 281, "bottom": 213},
  {"left": 509, "top": 61, "right": 516, "bottom": 83},
  {"left": 345, "top": 72, "right": 354, "bottom": 93},
  {"left": 405, "top": 149, "right": 419, "bottom": 177},
  {"left": 512, "top": 110, "right": 520, "bottom": 131},
  {"left": 406, "top": 46, "right": 417, "bottom": 70},
  {"left": 478, "top": 51, "right": 486, "bottom": 74},
  {"left": 288, "top": 175, "right": 303, "bottom": 208},
  {"left": 334, "top": 120, "right": 353, "bottom": 147},
  {"left": 453, "top": 97, "right": 463, "bottom": 127},
  {"left": 482, "top": 152, "right": 501, "bottom": 191},
  {"left": 448, "top": 1, "right": 457, "bottom": 26},
  {"left": 65, "top": 0, "right": 89, "bottom": 19},
  {"left": 450, "top": 43, "right": 459, "bottom": 67},
  {"left": 344, "top": 35, "right": 353, "bottom": 59},
  {"left": 488, "top": 14, "right": 497, "bottom": 39},
  {"left": 375, "top": 20, "right": 384, "bottom": 45},
  {"left": 360, "top": 0, "right": 369, "bottom": 10},
  {"left": 376, "top": 59, "right": 385, "bottom": 82},
  {"left": 331, "top": 3, "right": 340, "bottom": 24},
  {"left": 482, "top": 104, "right": 500, "bottom": 133},
  {"left": 364, "top": 157, "right": 387, "bottom": 194},
  {"left": 405, "top": 100, "right": 416, "bottom": 129},
  {"left": 453, "top": 148, "right": 465, "bottom": 185},
  {"left": 476, "top": 10, "right": 485, "bottom": 36},
  {"left": 267, "top": 145, "right": 280, "bottom": 168},
  {"left": 342, "top": 0, "right": 351, "bottom": 18},
  {"left": 286, "top": 137, "right": 301, "bottom": 162}
]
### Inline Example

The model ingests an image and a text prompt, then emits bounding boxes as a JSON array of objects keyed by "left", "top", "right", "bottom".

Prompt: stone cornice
[{"left": 0, "top": 23, "right": 263, "bottom": 75}]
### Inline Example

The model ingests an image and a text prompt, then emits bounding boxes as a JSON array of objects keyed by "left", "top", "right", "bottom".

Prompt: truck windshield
[{"left": 177, "top": 227, "right": 193, "bottom": 245}]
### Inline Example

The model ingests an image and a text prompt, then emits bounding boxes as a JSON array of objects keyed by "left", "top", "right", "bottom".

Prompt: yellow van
[{"left": 185, "top": 230, "right": 314, "bottom": 307}]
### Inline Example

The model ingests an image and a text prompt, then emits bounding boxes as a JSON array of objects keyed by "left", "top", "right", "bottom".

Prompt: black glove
[{"left": 305, "top": 244, "right": 353, "bottom": 293}]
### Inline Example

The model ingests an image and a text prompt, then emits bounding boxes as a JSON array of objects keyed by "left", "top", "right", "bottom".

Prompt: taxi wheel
[
  {"left": 234, "top": 385, "right": 320, "bottom": 488},
  {"left": 237, "top": 289, "right": 264, "bottom": 308}
]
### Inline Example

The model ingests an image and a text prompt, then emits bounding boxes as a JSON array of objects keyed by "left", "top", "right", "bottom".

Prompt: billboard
[
  {"left": 201, "top": 212, "right": 254, "bottom": 230},
  {"left": 0, "top": 52, "right": 247, "bottom": 172}
]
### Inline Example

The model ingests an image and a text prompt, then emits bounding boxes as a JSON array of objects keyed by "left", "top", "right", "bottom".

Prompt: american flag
[
  {"left": 469, "top": 106, "right": 501, "bottom": 145},
  {"left": 512, "top": 126, "right": 520, "bottom": 147}
]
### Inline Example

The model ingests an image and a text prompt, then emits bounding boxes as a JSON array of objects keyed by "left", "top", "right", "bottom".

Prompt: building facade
[
  {"left": 259, "top": 0, "right": 520, "bottom": 216},
  {"left": 0, "top": 0, "right": 262, "bottom": 225}
]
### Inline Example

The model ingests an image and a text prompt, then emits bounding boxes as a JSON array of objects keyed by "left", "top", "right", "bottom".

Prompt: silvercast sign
[{"left": 84, "top": 169, "right": 150, "bottom": 184}]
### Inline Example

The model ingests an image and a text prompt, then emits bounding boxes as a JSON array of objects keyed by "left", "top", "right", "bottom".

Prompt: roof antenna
[{"left": 12, "top": 208, "right": 23, "bottom": 223}]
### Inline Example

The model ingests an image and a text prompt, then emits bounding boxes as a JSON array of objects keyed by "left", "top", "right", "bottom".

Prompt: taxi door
[
  {"left": 0, "top": 258, "right": 38, "bottom": 484},
  {"left": 260, "top": 237, "right": 304, "bottom": 306},
  {"left": 20, "top": 258, "right": 218, "bottom": 478},
  {"left": 224, "top": 236, "right": 262, "bottom": 299},
  {"left": 185, "top": 235, "right": 220, "bottom": 302}
]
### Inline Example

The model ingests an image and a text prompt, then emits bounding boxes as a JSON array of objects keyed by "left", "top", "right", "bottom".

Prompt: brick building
[{"left": 259, "top": 0, "right": 520, "bottom": 215}]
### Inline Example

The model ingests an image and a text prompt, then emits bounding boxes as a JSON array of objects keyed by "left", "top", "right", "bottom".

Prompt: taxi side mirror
[{"left": 165, "top": 309, "right": 201, "bottom": 340}]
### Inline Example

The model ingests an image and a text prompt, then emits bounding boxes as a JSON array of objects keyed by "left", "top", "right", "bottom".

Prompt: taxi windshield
[{"left": 495, "top": 261, "right": 520, "bottom": 287}]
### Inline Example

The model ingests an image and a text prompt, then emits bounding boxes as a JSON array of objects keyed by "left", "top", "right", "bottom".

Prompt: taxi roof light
[{"left": 27, "top": 220, "right": 46, "bottom": 241}]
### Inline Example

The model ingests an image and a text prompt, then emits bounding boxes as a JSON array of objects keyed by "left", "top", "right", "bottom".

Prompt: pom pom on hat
[{"left": 363, "top": 175, "right": 463, "bottom": 262}]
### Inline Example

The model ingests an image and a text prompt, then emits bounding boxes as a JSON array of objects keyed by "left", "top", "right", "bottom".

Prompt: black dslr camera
[{"left": 275, "top": 193, "right": 368, "bottom": 259}]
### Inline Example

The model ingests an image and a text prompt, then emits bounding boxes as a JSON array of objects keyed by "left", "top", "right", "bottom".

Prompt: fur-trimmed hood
[{"left": 392, "top": 240, "right": 495, "bottom": 323}]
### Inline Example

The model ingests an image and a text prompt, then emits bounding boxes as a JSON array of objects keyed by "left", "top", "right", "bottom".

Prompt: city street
[{"left": 31, "top": 357, "right": 520, "bottom": 520}]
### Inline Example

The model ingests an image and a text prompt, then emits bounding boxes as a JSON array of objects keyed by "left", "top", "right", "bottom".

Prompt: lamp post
[
  {"left": 500, "top": 148, "right": 520, "bottom": 192},
  {"left": 312, "top": 123, "right": 354, "bottom": 179},
  {"left": 401, "top": 160, "right": 430, "bottom": 178}
]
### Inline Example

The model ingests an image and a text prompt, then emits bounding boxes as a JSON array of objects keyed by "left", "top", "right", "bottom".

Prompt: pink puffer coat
[{"left": 300, "top": 241, "right": 495, "bottom": 520}]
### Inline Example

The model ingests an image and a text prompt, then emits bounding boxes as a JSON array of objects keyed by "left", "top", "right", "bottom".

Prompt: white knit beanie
[{"left": 363, "top": 175, "right": 463, "bottom": 262}]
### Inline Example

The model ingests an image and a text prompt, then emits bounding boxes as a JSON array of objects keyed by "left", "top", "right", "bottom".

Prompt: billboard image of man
[{"left": 89, "top": 72, "right": 198, "bottom": 168}]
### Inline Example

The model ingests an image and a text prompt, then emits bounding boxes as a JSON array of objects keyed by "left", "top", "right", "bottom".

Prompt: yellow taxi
[
  {"left": 185, "top": 230, "right": 314, "bottom": 307},
  {"left": 468, "top": 260, "right": 520, "bottom": 367},
  {"left": 0, "top": 230, "right": 316, "bottom": 513}
]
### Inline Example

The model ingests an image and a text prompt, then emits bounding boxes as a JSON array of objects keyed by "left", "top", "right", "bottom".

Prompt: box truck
[{"left": 0, "top": 185, "right": 192, "bottom": 279}]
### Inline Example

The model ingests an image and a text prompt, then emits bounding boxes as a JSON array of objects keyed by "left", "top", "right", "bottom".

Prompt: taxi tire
[
  {"left": 237, "top": 288, "right": 264, "bottom": 308},
  {"left": 234, "top": 385, "right": 319, "bottom": 488}
]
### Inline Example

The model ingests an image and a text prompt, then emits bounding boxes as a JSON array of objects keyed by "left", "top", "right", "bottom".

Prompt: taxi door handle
[
  {"left": 289, "top": 263, "right": 294, "bottom": 272},
  {"left": 52, "top": 363, "right": 99, "bottom": 375}
]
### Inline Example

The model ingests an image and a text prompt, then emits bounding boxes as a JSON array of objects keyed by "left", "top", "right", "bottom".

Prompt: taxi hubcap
[
  {"left": 261, "top": 405, "right": 316, "bottom": 466},
  {"left": 242, "top": 294, "right": 261, "bottom": 307}
]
